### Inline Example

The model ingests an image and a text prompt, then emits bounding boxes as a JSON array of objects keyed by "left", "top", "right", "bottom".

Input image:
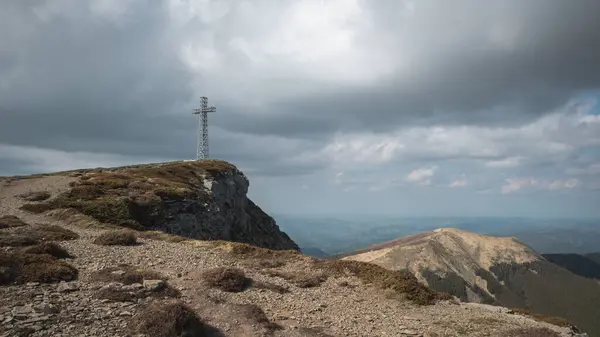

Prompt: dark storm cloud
[
  {"left": 1, "top": 0, "right": 600, "bottom": 177},
  {"left": 0, "top": 1, "right": 195, "bottom": 152}
]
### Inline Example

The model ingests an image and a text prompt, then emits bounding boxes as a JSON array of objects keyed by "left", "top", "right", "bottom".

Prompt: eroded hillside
[
  {"left": 0, "top": 161, "right": 588, "bottom": 337},
  {"left": 342, "top": 228, "right": 600, "bottom": 336}
]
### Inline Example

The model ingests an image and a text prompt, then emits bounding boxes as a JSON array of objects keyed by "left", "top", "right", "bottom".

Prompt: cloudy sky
[{"left": 1, "top": 0, "right": 600, "bottom": 218}]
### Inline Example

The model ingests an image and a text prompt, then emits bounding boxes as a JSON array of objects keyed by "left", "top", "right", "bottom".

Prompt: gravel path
[{"left": 0, "top": 176, "right": 585, "bottom": 337}]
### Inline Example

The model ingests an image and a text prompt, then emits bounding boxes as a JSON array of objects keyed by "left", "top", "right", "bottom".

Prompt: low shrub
[
  {"left": 91, "top": 265, "right": 163, "bottom": 285},
  {"left": 133, "top": 302, "right": 216, "bottom": 337},
  {"left": 264, "top": 269, "right": 328, "bottom": 288},
  {"left": 0, "top": 215, "right": 28, "bottom": 229},
  {"left": 0, "top": 234, "right": 39, "bottom": 247},
  {"left": 93, "top": 230, "right": 138, "bottom": 246},
  {"left": 18, "top": 191, "right": 51, "bottom": 202},
  {"left": 202, "top": 267, "right": 251, "bottom": 292},
  {"left": 21, "top": 242, "right": 72, "bottom": 259},
  {"left": 0, "top": 252, "right": 78, "bottom": 285}
]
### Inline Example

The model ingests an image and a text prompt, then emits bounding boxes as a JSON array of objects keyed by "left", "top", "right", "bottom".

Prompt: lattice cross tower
[{"left": 192, "top": 96, "right": 216, "bottom": 160}]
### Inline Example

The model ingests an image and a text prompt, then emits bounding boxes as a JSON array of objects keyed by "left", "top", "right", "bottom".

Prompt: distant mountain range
[
  {"left": 339, "top": 228, "right": 600, "bottom": 336},
  {"left": 542, "top": 253, "right": 600, "bottom": 279},
  {"left": 275, "top": 215, "right": 600, "bottom": 256}
]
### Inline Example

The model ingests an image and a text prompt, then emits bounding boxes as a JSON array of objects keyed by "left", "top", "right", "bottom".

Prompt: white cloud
[
  {"left": 406, "top": 166, "right": 437, "bottom": 186},
  {"left": 318, "top": 97, "right": 600, "bottom": 171},
  {"left": 485, "top": 156, "right": 522, "bottom": 168},
  {"left": 501, "top": 178, "right": 581, "bottom": 194},
  {"left": 449, "top": 175, "right": 468, "bottom": 188},
  {"left": 301, "top": 184, "right": 310, "bottom": 190}
]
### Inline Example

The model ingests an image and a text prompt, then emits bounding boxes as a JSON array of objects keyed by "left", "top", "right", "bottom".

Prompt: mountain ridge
[
  {"left": 0, "top": 161, "right": 590, "bottom": 336},
  {"left": 342, "top": 227, "right": 600, "bottom": 336}
]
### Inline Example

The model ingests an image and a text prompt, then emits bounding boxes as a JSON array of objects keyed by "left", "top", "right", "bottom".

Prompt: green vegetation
[
  {"left": 313, "top": 259, "right": 452, "bottom": 305},
  {"left": 19, "top": 160, "right": 238, "bottom": 230}
]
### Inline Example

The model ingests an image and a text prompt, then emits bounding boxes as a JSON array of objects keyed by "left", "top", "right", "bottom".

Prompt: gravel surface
[{"left": 0, "top": 175, "right": 588, "bottom": 337}]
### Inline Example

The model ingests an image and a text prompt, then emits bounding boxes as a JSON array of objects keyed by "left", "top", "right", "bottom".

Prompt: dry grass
[
  {"left": 0, "top": 252, "right": 78, "bottom": 285},
  {"left": 252, "top": 280, "right": 291, "bottom": 294},
  {"left": 94, "top": 288, "right": 137, "bottom": 302},
  {"left": 504, "top": 327, "right": 562, "bottom": 337},
  {"left": 15, "top": 224, "right": 79, "bottom": 241},
  {"left": 0, "top": 234, "right": 39, "bottom": 247},
  {"left": 91, "top": 265, "right": 164, "bottom": 285},
  {"left": 19, "top": 160, "right": 237, "bottom": 229},
  {"left": 94, "top": 283, "right": 181, "bottom": 303},
  {"left": 202, "top": 267, "right": 251, "bottom": 292},
  {"left": 0, "top": 225, "right": 78, "bottom": 247},
  {"left": 137, "top": 230, "right": 190, "bottom": 243},
  {"left": 263, "top": 269, "right": 328, "bottom": 288},
  {"left": 313, "top": 259, "right": 451, "bottom": 305},
  {"left": 93, "top": 230, "right": 138, "bottom": 246},
  {"left": 18, "top": 191, "right": 51, "bottom": 202},
  {"left": 508, "top": 308, "right": 571, "bottom": 327},
  {"left": 0, "top": 215, "right": 28, "bottom": 229},
  {"left": 21, "top": 242, "right": 72, "bottom": 259},
  {"left": 133, "top": 301, "right": 220, "bottom": 337},
  {"left": 220, "top": 241, "right": 301, "bottom": 260}
]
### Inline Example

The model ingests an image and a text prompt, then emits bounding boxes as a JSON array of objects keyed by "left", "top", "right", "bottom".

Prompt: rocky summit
[{"left": 0, "top": 160, "right": 590, "bottom": 337}]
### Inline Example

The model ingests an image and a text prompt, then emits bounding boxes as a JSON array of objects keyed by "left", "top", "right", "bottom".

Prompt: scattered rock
[
  {"left": 57, "top": 281, "right": 79, "bottom": 293},
  {"left": 142, "top": 279, "right": 165, "bottom": 291}
]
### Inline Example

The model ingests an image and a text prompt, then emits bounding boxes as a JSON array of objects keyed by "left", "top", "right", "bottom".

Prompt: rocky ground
[{"left": 0, "top": 175, "right": 589, "bottom": 337}]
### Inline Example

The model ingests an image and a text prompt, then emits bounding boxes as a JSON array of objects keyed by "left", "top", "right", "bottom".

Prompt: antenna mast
[{"left": 192, "top": 96, "right": 216, "bottom": 160}]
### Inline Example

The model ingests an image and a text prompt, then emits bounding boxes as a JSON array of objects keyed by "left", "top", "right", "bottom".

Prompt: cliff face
[{"left": 15, "top": 160, "right": 299, "bottom": 251}]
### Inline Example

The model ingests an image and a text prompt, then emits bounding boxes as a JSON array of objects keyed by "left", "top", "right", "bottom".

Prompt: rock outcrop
[{"left": 12, "top": 160, "right": 299, "bottom": 251}]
